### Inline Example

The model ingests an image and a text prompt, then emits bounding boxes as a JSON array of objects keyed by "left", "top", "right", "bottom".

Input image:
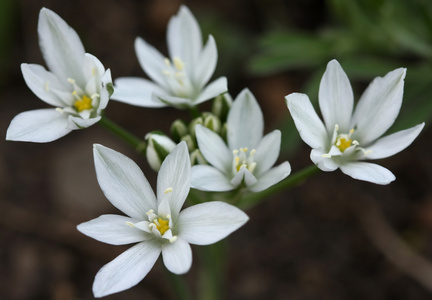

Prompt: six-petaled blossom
[
  {"left": 191, "top": 88, "right": 291, "bottom": 192},
  {"left": 77, "top": 142, "right": 249, "bottom": 297},
  {"left": 286, "top": 59, "right": 424, "bottom": 185},
  {"left": 112, "top": 5, "right": 227, "bottom": 109},
  {"left": 6, "top": 8, "right": 113, "bottom": 143}
]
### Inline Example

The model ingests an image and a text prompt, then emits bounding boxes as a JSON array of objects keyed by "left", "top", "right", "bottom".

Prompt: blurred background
[{"left": 1, "top": 0, "right": 432, "bottom": 299}]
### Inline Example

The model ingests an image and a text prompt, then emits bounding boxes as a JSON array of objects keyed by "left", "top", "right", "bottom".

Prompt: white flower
[
  {"left": 286, "top": 59, "right": 424, "bottom": 185},
  {"left": 191, "top": 88, "right": 291, "bottom": 192},
  {"left": 112, "top": 5, "right": 227, "bottom": 109},
  {"left": 78, "top": 142, "right": 248, "bottom": 297},
  {"left": 6, "top": 8, "right": 112, "bottom": 143}
]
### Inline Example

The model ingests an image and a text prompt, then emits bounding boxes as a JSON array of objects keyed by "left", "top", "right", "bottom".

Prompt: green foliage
[{"left": 250, "top": 0, "right": 432, "bottom": 149}]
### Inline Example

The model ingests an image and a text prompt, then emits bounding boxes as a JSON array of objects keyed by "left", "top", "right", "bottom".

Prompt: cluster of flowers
[{"left": 6, "top": 6, "right": 424, "bottom": 298}]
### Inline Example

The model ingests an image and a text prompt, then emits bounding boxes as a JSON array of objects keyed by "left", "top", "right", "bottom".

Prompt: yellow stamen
[
  {"left": 74, "top": 95, "right": 93, "bottom": 112},
  {"left": 336, "top": 137, "right": 352, "bottom": 152},
  {"left": 164, "top": 187, "right": 173, "bottom": 194},
  {"left": 126, "top": 222, "right": 135, "bottom": 228},
  {"left": 156, "top": 217, "right": 169, "bottom": 235}
]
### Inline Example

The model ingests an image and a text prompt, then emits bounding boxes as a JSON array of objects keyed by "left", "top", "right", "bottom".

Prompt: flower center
[
  {"left": 162, "top": 57, "right": 193, "bottom": 98},
  {"left": 233, "top": 147, "right": 256, "bottom": 173},
  {"left": 154, "top": 217, "right": 170, "bottom": 235},
  {"left": 74, "top": 94, "right": 93, "bottom": 112}
]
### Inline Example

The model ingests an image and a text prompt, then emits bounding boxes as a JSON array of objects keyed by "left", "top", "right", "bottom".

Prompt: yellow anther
[
  {"left": 67, "top": 78, "right": 76, "bottom": 84},
  {"left": 164, "top": 58, "right": 171, "bottom": 67},
  {"left": 155, "top": 218, "right": 169, "bottom": 235},
  {"left": 126, "top": 221, "right": 135, "bottom": 228},
  {"left": 233, "top": 149, "right": 239, "bottom": 155},
  {"left": 146, "top": 209, "right": 154, "bottom": 216},
  {"left": 164, "top": 187, "right": 173, "bottom": 194},
  {"left": 169, "top": 236, "right": 178, "bottom": 243},
  {"left": 74, "top": 95, "right": 93, "bottom": 112},
  {"left": 44, "top": 81, "right": 50, "bottom": 92},
  {"left": 55, "top": 108, "right": 64, "bottom": 114},
  {"left": 173, "top": 57, "right": 184, "bottom": 71}
]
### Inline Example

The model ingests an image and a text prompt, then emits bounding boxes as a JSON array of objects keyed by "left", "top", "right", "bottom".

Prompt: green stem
[
  {"left": 238, "top": 164, "right": 320, "bottom": 210},
  {"left": 165, "top": 269, "right": 193, "bottom": 300},
  {"left": 98, "top": 116, "right": 146, "bottom": 155},
  {"left": 198, "top": 241, "right": 226, "bottom": 300}
]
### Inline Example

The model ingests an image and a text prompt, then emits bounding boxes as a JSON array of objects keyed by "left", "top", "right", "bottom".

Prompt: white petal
[
  {"left": 157, "top": 142, "right": 191, "bottom": 220},
  {"left": 231, "top": 166, "right": 257, "bottom": 188},
  {"left": 286, "top": 93, "right": 328, "bottom": 149},
  {"left": 21, "top": 63, "right": 70, "bottom": 107},
  {"left": 93, "top": 242, "right": 161, "bottom": 298},
  {"left": 352, "top": 68, "right": 406, "bottom": 145},
  {"left": 177, "top": 201, "right": 249, "bottom": 245},
  {"left": 82, "top": 53, "right": 105, "bottom": 83},
  {"left": 195, "top": 125, "right": 231, "bottom": 173},
  {"left": 38, "top": 8, "right": 85, "bottom": 84},
  {"left": 134, "top": 37, "right": 168, "bottom": 87},
  {"left": 365, "top": 123, "right": 424, "bottom": 160},
  {"left": 227, "top": 88, "right": 263, "bottom": 150},
  {"left": 161, "top": 237, "right": 192, "bottom": 274},
  {"left": 339, "top": 161, "right": 395, "bottom": 185},
  {"left": 93, "top": 144, "right": 157, "bottom": 219},
  {"left": 77, "top": 214, "right": 149, "bottom": 245},
  {"left": 318, "top": 59, "right": 354, "bottom": 132},
  {"left": 112, "top": 77, "right": 167, "bottom": 107},
  {"left": 251, "top": 161, "right": 291, "bottom": 192},
  {"left": 253, "top": 130, "right": 282, "bottom": 175},
  {"left": 67, "top": 115, "right": 101, "bottom": 130},
  {"left": 310, "top": 148, "right": 339, "bottom": 172},
  {"left": 99, "top": 69, "right": 113, "bottom": 110},
  {"left": 6, "top": 108, "right": 71, "bottom": 142},
  {"left": 193, "top": 77, "right": 228, "bottom": 105},
  {"left": 194, "top": 35, "right": 217, "bottom": 89},
  {"left": 191, "top": 165, "right": 234, "bottom": 191},
  {"left": 167, "top": 5, "right": 202, "bottom": 68}
]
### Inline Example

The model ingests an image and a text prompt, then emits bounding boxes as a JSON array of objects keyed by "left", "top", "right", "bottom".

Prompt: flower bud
[
  {"left": 202, "top": 112, "right": 221, "bottom": 134},
  {"left": 190, "top": 149, "right": 207, "bottom": 165},
  {"left": 212, "top": 93, "right": 232, "bottom": 121},
  {"left": 180, "top": 134, "right": 196, "bottom": 152},
  {"left": 170, "top": 119, "right": 188, "bottom": 142},
  {"left": 145, "top": 132, "right": 176, "bottom": 171},
  {"left": 188, "top": 117, "right": 204, "bottom": 139}
]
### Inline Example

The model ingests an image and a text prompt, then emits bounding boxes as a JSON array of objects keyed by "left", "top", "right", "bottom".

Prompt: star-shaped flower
[
  {"left": 191, "top": 88, "right": 291, "bottom": 192},
  {"left": 112, "top": 5, "right": 227, "bottom": 109},
  {"left": 78, "top": 142, "right": 248, "bottom": 297},
  {"left": 286, "top": 59, "right": 424, "bottom": 184},
  {"left": 6, "top": 8, "right": 112, "bottom": 143}
]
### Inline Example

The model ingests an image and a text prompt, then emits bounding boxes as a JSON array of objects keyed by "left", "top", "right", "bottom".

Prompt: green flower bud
[
  {"left": 202, "top": 112, "right": 221, "bottom": 133},
  {"left": 190, "top": 149, "right": 207, "bottom": 165},
  {"left": 145, "top": 132, "right": 176, "bottom": 171},
  {"left": 188, "top": 117, "right": 204, "bottom": 139},
  {"left": 212, "top": 93, "right": 232, "bottom": 121},
  {"left": 180, "top": 134, "right": 196, "bottom": 152},
  {"left": 170, "top": 119, "right": 188, "bottom": 142}
]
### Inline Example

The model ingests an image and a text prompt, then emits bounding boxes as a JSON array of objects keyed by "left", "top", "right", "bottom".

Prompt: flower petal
[
  {"left": 227, "top": 88, "right": 263, "bottom": 150},
  {"left": 251, "top": 161, "right": 291, "bottom": 192},
  {"left": 253, "top": 130, "right": 282, "bottom": 175},
  {"left": 193, "top": 77, "right": 228, "bottom": 105},
  {"left": 231, "top": 166, "right": 257, "bottom": 188},
  {"left": 21, "top": 63, "right": 71, "bottom": 107},
  {"left": 93, "top": 144, "right": 157, "bottom": 219},
  {"left": 286, "top": 93, "right": 328, "bottom": 149},
  {"left": 38, "top": 8, "right": 85, "bottom": 84},
  {"left": 6, "top": 108, "right": 71, "bottom": 142},
  {"left": 339, "top": 161, "right": 395, "bottom": 184},
  {"left": 161, "top": 237, "right": 192, "bottom": 274},
  {"left": 318, "top": 59, "right": 354, "bottom": 133},
  {"left": 157, "top": 142, "right": 191, "bottom": 220},
  {"left": 93, "top": 242, "right": 161, "bottom": 298},
  {"left": 310, "top": 148, "right": 339, "bottom": 172},
  {"left": 167, "top": 5, "right": 202, "bottom": 68},
  {"left": 194, "top": 35, "right": 217, "bottom": 89},
  {"left": 112, "top": 77, "right": 167, "bottom": 107},
  {"left": 77, "top": 214, "right": 150, "bottom": 245},
  {"left": 365, "top": 123, "right": 424, "bottom": 160},
  {"left": 67, "top": 115, "right": 101, "bottom": 130},
  {"left": 195, "top": 125, "right": 231, "bottom": 173},
  {"left": 191, "top": 165, "right": 234, "bottom": 191},
  {"left": 177, "top": 201, "right": 249, "bottom": 245},
  {"left": 134, "top": 37, "right": 168, "bottom": 87},
  {"left": 352, "top": 68, "right": 406, "bottom": 145}
]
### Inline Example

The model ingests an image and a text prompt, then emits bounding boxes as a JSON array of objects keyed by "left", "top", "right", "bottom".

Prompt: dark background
[{"left": 1, "top": 0, "right": 432, "bottom": 299}]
